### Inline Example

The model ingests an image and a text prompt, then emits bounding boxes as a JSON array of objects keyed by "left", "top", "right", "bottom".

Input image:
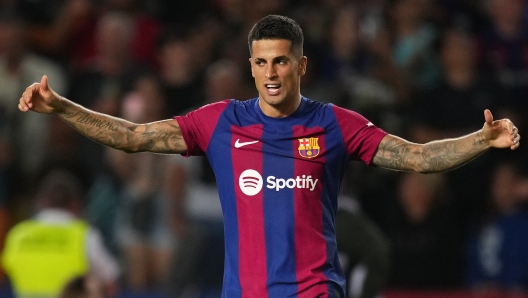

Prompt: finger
[
  {"left": 40, "top": 75, "right": 49, "bottom": 92},
  {"left": 18, "top": 97, "right": 29, "bottom": 112},
  {"left": 23, "top": 87, "right": 34, "bottom": 108},
  {"left": 508, "top": 120, "right": 514, "bottom": 132},
  {"left": 27, "top": 84, "right": 38, "bottom": 98},
  {"left": 511, "top": 134, "right": 521, "bottom": 150},
  {"left": 484, "top": 109, "right": 493, "bottom": 125},
  {"left": 498, "top": 118, "right": 514, "bottom": 135},
  {"left": 40, "top": 75, "right": 48, "bottom": 89}
]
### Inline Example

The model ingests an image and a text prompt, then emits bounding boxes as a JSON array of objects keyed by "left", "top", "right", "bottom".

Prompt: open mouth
[{"left": 265, "top": 84, "right": 281, "bottom": 95}]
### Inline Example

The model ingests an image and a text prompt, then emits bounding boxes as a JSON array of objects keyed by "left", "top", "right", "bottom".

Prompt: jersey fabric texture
[{"left": 175, "top": 97, "right": 387, "bottom": 298}]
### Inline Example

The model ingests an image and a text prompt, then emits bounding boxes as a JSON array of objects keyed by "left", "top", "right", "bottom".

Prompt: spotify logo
[{"left": 239, "top": 169, "right": 263, "bottom": 196}]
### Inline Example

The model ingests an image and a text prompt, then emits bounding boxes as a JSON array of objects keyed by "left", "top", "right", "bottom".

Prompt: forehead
[{"left": 250, "top": 39, "right": 295, "bottom": 58}]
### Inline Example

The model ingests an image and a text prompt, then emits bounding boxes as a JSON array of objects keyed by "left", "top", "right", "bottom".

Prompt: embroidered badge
[{"left": 298, "top": 138, "right": 320, "bottom": 158}]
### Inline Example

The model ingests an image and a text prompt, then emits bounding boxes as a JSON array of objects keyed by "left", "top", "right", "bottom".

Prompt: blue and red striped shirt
[{"left": 175, "top": 97, "right": 387, "bottom": 298}]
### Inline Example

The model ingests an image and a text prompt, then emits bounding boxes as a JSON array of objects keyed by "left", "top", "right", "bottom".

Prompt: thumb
[
  {"left": 40, "top": 75, "right": 50, "bottom": 92},
  {"left": 484, "top": 109, "right": 493, "bottom": 125}
]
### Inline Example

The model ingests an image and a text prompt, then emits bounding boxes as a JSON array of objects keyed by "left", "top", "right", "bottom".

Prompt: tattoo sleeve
[
  {"left": 373, "top": 132, "right": 490, "bottom": 173},
  {"left": 56, "top": 97, "right": 187, "bottom": 154}
]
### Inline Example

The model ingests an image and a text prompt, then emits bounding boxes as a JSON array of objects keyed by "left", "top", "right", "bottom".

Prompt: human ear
[
  {"left": 249, "top": 58, "right": 255, "bottom": 77},
  {"left": 298, "top": 56, "right": 307, "bottom": 76}
]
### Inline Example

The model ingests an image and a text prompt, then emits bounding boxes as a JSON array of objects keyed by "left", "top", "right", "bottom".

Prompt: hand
[
  {"left": 18, "top": 75, "right": 62, "bottom": 114},
  {"left": 482, "top": 109, "right": 521, "bottom": 150}
]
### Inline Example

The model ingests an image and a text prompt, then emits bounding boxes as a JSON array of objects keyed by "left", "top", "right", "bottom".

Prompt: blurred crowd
[{"left": 0, "top": 0, "right": 528, "bottom": 297}]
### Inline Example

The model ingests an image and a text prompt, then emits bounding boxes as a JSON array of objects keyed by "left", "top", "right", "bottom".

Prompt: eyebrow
[{"left": 254, "top": 55, "right": 290, "bottom": 63}]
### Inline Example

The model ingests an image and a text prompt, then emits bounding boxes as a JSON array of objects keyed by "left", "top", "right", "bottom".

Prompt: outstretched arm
[
  {"left": 18, "top": 76, "right": 187, "bottom": 154},
  {"left": 373, "top": 109, "right": 520, "bottom": 173}
]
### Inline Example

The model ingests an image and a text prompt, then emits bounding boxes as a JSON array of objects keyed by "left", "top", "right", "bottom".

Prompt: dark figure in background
[
  {"left": 409, "top": 27, "right": 506, "bottom": 227},
  {"left": 60, "top": 275, "right": 105, "bottom": 298},
  {"left": 476, "top": 0, "right": 528, "bottom": 129},
  {"left": 466, "top": 157, "right": 528, "bottom": 295},
  {"left": 1, "top": 169, "right": 119, "bottom": 298},
  {"left": 372, "top": 172, "right": 466, "bottom": 289},
  {"left": 336, "top": 194, "right": 391, "bottom": 298}
]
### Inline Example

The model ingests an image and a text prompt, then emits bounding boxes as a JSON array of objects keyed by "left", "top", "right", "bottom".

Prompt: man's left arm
[{"left": 372, "top": 109, "right": 521, "bottom": 173}]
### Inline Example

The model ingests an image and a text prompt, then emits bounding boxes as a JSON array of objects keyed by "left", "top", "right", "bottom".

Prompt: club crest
[{"left": 298, "top": 138, "right": 320, "bottom": 158}]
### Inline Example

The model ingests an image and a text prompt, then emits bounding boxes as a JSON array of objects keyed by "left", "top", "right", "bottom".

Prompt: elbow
[
  {"left": 117, "top": 125, "right": 144, "bottom": 153},
  {"left": 410, "top": 165, "right": 431, "bottom": 174},
  {"left": 120, "top": 143, "right": 144, "bottom": 154},
  {"left": 108, "top": 142, "right": 141, "bottom": 154},
  {"left": 418, "top": 168, "right": 436, "bottom": 174},
  {"left": 121, "top": 148, "right": 137, "bottom": 154},
  {"left": 414, "top": 162, "right": 452, "bottom": 174}
]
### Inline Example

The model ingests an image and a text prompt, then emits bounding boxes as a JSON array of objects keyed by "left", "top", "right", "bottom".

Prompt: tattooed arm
[
  {"left": 373, "top": 110, "right": 520, "bottom": 173},
  {"left": 18, "top": 76, "right": 187, "bottom": 154}
]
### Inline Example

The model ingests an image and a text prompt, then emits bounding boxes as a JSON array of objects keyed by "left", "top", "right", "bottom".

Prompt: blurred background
[{"left": 0, "top": 0, "right": 527, "bottom": 297}]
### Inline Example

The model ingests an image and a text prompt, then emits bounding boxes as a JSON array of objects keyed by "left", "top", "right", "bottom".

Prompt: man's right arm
[
  {"left": 19, "top": 76, "right": 188, "bottom": 154},
  {"left": 59, "top": 99, "right": 186, "bottom": 154}
]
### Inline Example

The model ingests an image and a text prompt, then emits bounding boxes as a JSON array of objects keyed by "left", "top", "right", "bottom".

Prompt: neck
[{"left": 258, "top": 94, "right": 302, "bottom": 118}]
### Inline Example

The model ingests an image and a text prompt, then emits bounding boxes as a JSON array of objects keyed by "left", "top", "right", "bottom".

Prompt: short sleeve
[
  {"left": 174, "top": 100, "right": 231, "bottom": 157},
  {"left": 331, "top": 105, "right": 387, "bottom": 165}
]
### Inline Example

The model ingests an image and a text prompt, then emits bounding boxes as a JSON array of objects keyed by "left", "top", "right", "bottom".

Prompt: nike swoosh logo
[{"left": 234, "top": 139, "right": 259, "bottom": 148}]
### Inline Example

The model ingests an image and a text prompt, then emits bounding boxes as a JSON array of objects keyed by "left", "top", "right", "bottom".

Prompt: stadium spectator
[
  {"left": 0, "top": 12, "right": 68, "bottom": 183},
  {"left": 408, "top": 27, "right": 504, "bottom": 220},
  {"left": 371, "top": 172, "right": 466, "bottom": 289},
  {"left": 476, "top": 0, "right": 528, "bottom": 130},
  {"left": 156, "top": 28, "right": 206, "bottom": 117},
  {"left": 109, "top": 75, "right": 177, "bottom": 292},
  {"left": 60, "top": 275, "right": 105, "bottom": 298},
  {"left": 1, "top": 169, "right": 119, "bottom": 298},
  {"left": 409, "top": 27, "right": 500, "bottom": 142},
  {"left": 66, "top": 11, "right": 150, "bottom": 180},
  {"left": 317, "top": 3, "right": 399, "bottom": 132},
  {"left": 336, "top": 194, "right": 391, "bottom": 298},
  {"left": 16, "top": 0, "right": 96, "bottom": 66},
  {"left": 466, "top": 158, "right": 528, "bottom": 294},
  {"left": 373, "top": 0, "right": 442, "bottom": 102}
]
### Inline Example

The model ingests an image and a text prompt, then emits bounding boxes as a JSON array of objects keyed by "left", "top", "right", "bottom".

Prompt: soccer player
[{"left": 18, "top": 15, "right": 520, "bottom": 298}]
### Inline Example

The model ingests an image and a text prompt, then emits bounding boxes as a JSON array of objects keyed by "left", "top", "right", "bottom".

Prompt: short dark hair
[
  {"left": 60, "top": 275, "right": 103, "bottom": 298},
  {"left": 36, "top": 169, "right": 83, "bottom": 209},
  {"left": 248, "top": 15, "right": 304, "bottom": 56}
]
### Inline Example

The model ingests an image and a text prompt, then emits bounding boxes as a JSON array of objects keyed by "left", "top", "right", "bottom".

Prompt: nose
[{"left": 265, "top": 65, "right": 277, "bottom": 79}]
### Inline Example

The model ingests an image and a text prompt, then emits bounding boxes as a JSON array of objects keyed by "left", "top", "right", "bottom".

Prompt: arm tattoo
[
  {"left": 373, "top": 132, "right": 489, "bottom": 173},
  {"left": 372, "top": 136, "right": 409, "bottom": 170},
  {"left": 58, "top": 100, "right": 186, "bottom": 154},
  {"left": 65, "top": 111, "right": 119, "bottom": 132},
  {"left": 133, "top": 123, "right": 186, "bottom": 153}
]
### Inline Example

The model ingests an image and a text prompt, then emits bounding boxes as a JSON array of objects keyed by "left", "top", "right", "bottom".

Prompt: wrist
[
  {"left": 54, "top": 95, "right": 70, "bottom": 115},
  {"left": 476, "top": 130, "right": 491, "bottom": 149}
]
